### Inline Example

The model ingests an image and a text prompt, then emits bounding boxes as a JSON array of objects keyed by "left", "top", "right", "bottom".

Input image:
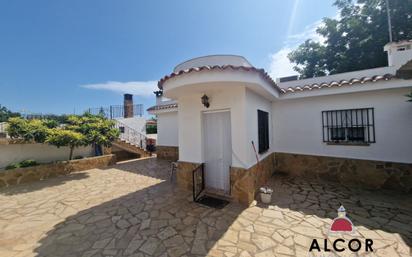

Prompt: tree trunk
[{"left": 69, "top": 146, "right": 74, "bottom": 160}]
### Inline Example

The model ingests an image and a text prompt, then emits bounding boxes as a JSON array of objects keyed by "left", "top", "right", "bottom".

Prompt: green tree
[
  {"left": 46, "top": 129, "right": 86, "bottom": 160},
  {"left": 66, "top": 114, "right": 119, "bottom": 148},
  {"left": 0, "top": 105, "right": 20, "bottom": 122},
  {"left": 288, "top": 0, "right": 412, "bottom": 78},
  {"left": 7, "top": 117, "right": 49, "bottom": 143},
  {"left": 6, "top": 114, "right": 119, "bottom": 160},
  {"left": 42, "top": 119, "right": 59, "bottom": 128}
]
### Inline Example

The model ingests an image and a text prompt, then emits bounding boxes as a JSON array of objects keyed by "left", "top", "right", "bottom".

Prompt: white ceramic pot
[{"left": 260, "top": 193, "right": 272, "bottom": 204}]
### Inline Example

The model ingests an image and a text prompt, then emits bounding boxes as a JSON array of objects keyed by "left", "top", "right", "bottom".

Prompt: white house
[{"left": 148, "top": 40, "right": 412, "bottom": 205}]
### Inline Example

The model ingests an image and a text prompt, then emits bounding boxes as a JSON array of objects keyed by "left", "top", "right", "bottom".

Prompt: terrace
[{"left": 0, "top": 158, "right": 410, "bottom": 257}]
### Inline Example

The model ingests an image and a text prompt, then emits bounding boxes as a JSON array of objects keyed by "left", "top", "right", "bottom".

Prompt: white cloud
[
  {"left": 268, "top": 47, "right": 299, "bottom": 79},
  {"left": 81, "top": 81, "right": 158, "bottom": 97},
  {"left": 286, "top": 20, "right": 326, "bottom": 46},
  {"left": 268, "top": 9, "right": 342, "bottom": 80},
  {"left": 269, "top": 20, "right": 326, "bottom": 80}
]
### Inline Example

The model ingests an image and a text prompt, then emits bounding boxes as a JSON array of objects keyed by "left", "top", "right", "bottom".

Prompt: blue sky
[{"left": 0, "top": 0, "right": 337, "bottom": 116}]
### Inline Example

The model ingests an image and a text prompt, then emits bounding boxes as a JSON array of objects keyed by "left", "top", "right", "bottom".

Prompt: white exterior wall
[
  {"left": 0, "top": 144, "right": 94, "bottom": 169},
  {"left": 273, "top": 87, "right": 412, "bottom": 163},
  {"left": 384, "top": 41, "right": 412, "bottom": 68},
  {"left": 245, "top": 89, "right": 273, "bottom": 168},
  {"left": 157, "top": 111, "right": 178, "bottom": 147},
  {"left": 115, "top": 117, "right": 146, "bottom": 134},
  {"left": 178, "top": 86, "right": 249, "bottom": 168}
]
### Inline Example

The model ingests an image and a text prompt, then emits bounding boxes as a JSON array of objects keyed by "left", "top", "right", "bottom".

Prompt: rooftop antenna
[{"left": 385, "top": 0, "right": 393, "bottom": 42}]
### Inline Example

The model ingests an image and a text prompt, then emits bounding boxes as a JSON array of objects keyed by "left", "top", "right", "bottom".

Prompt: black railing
[
  {"left": 192, "top": 163, "right": 205, "bottom": 202},
  {"left": 87, "top": 104, "right": 143, "bottom": 119},
  {"left": 322, "top": 108, "right": 375, "bottom": 143}
]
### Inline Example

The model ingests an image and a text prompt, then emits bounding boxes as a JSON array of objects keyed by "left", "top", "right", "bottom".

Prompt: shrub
[
  {"left": 5, "top": 163, "right": 19, "bottom": 170},
  {"left": 4, "top": 159, "right": 38, "bottom": 170},
  {"left": 19, "top": 159, "right": 38, "bottom": 168}
]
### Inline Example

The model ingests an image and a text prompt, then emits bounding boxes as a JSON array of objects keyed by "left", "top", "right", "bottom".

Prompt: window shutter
[{"left": 258, "top": 110, "right": 269, "bottom": 153}]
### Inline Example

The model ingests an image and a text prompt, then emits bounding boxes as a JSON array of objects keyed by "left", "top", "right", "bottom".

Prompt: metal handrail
[
  {"left": 114, "top": 120, "right": 148, "bottom": 150},
  {"left": 192, "top": 163, "right": 205, "bottom": 202},
  {"left": 87, "top": 104, "right": 143, "bottom": 119}
]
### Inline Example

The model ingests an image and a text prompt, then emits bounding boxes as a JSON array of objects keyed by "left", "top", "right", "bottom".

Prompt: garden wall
[
  {"left": 156, "top": 146, "right": 178, "bottom": 161},
  {"left": 0, "top": 154, "right": 116, "bottom": 187},
  {"left": 0, "top": 140, "right": 94, "bottom": 169},
  {"left": 274, "top": 152, "right": 412, "bottom": 192},
  {"left": 176, "top": 154, "right": 276, "bottom": 206},
  {"left": 231, "top": 153, "right": 275, "bottom": 205}
]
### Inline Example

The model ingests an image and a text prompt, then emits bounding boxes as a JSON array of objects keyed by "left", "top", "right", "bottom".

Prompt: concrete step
[
  {"left": 112, "top": 140, "right": 151, "bottom": 157},
  {"left": 202, "top": 188, "right": 233, "bottom": 202}
]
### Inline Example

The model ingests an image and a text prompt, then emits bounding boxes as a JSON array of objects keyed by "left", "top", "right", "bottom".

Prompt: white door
[{"left": 203, "top": 110, "right": 232, "bottom": 194}]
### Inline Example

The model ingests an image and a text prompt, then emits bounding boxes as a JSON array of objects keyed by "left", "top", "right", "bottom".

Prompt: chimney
[
  {"left": 123, "top": 94, "right": 133, "bottom": 118},
  {"left": 384, "top": 40, "right": 412, "bottom": 68}
]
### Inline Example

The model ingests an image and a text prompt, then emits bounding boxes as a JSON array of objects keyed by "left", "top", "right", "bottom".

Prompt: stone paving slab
[{"left": 0, "top": 158, "right": 411, "bottom": 257}]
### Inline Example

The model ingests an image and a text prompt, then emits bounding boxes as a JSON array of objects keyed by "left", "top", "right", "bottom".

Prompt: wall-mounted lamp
[
  {"left": 153, "top": 90, "right": 163, "bottom": 97},
  {"left": 201, "top": 94, "right": 210, "bottom": 108}
]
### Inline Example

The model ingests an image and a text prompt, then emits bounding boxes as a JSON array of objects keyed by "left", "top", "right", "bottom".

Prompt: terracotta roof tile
[
  {"left": 157, "top": 64, "right": 394, "bottom": 95},
  {"left": 157, "top": 65, "right": 280, "bottom": 92},
  {"left": 147, "top": 103, "right": 178, "bottom": 112},
  {"left": 279, "top": 74, "right": 394, "bottom": 93}
]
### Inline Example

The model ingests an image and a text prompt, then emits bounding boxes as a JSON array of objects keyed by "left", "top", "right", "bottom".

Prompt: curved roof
[
  {"left": 158, "top": 65, "right": 279, "bottom": 91},
  {"left": 173, "top": 55, "right": 252, "bottom": 73},
  {"left": 158, "top": 55, "right": 399, "bottom": 95}
]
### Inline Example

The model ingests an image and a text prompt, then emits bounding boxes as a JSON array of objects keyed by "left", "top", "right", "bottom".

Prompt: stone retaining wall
[
  {"left": 0, "top": 154, "right": 116, "bottom": 188},
  {"left": 176, "top": 161, "right": 201, "bottom": 191},
  {"left": 274, "top": 152, "right": 412, "bottom": 192},
  {"left": 175, "top": 152, "right": 412, "bottom": 204},
  {"left": 231, "top": 153, "right": 275, "bottom": 205},
  {"left": 176, "top": 154, "right": 276, "bottom": 205},
  {"left": 156, "top": 146, "right": 179, "bottom": 161}
]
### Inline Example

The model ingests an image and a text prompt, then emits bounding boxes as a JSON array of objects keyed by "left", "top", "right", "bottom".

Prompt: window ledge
[{"left": 326, "top": 142, "right": 370, "bottom": 146}]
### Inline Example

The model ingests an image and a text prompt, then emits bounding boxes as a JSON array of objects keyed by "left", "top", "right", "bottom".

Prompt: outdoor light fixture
[{"left": 201, "top": 94, "right": 210, "bottom": 108}]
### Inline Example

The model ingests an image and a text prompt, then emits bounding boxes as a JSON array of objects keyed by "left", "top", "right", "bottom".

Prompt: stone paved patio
[{"left": 0, "top": 158, "right": 411, "bottom": 257}]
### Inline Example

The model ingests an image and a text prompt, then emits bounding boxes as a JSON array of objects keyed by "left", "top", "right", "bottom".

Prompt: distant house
[
  {"left": 148, "top": 40, "right": 412, "bottom": 205},
  {"left": 146, "top": 120, "right": 157, "bottom": 126}
]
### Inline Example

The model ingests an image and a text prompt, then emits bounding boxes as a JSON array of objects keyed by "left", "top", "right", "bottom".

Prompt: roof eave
[{"left": 157, "top": 65, "right": 281, "bottom": 93}]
